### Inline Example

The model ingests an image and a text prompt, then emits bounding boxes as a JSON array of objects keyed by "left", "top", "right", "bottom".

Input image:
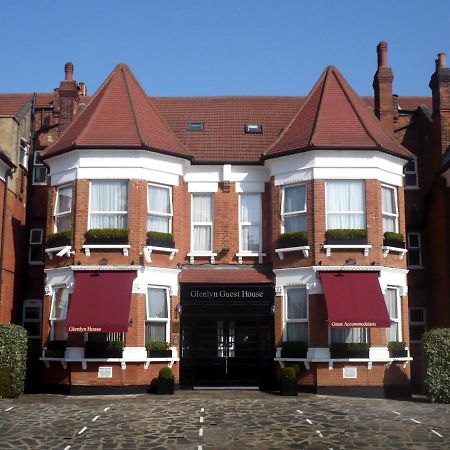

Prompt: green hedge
[
  {"left": 0, "top": 324, "right": 28, "bottom": 398},
  {"left": 146, "top": 341, "right": 170, "bottom": 351},
  {"left": 388, "top": 341, "right": 406, "bottom": 351},
  {"left": 47, "top": 230, "right": 72, "bottom": 244},
  {"left": 84, "top": 228, "right": 129, "bottom": 240},
  {"left": 277, "top": 231, "right": 307, "bottom": 247},
  {"left": 146, "top": 231, "right": 174, "bottom": 242},
  {"left": 423, "top": 328, "right": 450, "bottom": 403},
  {"left": 325, "top": 228, "right": 367, "bottom": 238},
  {"left": 384, "top": 231, "right": 404, "bottom": 242}
]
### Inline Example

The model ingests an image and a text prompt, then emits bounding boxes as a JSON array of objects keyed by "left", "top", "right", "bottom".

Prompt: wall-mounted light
[
  {"left": 174, "top": 304, "right": 182, "bottom": 318},
  {"left": 271, "top": 304, "right": 277, "bottom": 314},
  {"left": 143, "top": 247, "right": 151, "bottom": 263}
]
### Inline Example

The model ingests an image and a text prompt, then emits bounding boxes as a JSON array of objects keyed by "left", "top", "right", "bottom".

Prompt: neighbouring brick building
[{"left": 0, "top": 41, "right": 449, "bottom": 396}]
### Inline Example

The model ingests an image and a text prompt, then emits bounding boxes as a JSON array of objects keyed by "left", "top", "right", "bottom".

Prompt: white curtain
[
  {"left": 382, "top": 186, "right": 397, "bottom": 232},
  {"left": 287, "top": 288, "right": 307, "bottom": 319},
  {"left": 326, "top": 180, "right": 365, "bottom": 229},
  {"left": 51, "top": 288, "right": 69, "bottom": 320},
  {"left": 385, "top": 288, "right": 399, "bottom": 341},
  {"left": 90, "top": 181, "right": 128, "bottom": 228},
  {"left": 145, "top": 323, "right": 166, "bottom": 342},
  {"left": 193, "top": 194, "right": 212, "bottom": 251},
  {"left": 147, "top": 288, "right": 168, "bottom": 319},
  {"left": 148, "top": 185, "right": 171, "bottom": 232},
  {"left": 57, "top": 186, "right": 72, "bottom": 214},
  {"left": 240, "top": 195, "right": 261, "bottom": 251},
  {"left": 331, "top": 327, "right": 368, "bottom": 343}
]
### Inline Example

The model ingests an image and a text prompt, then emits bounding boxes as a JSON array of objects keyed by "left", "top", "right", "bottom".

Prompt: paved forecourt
[{"left": 0, "top": 390, "right": 449, "bottom": 449}]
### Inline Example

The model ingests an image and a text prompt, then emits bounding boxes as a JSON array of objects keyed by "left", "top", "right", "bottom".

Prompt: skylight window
[
  {"left": 245, "top": 124, "right": 262, "bottom": 134},
  {"left": 187, "top": 122, "right": 204, "bottom": 131}
]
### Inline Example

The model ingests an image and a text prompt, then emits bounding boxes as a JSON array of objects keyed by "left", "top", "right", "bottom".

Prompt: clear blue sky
[{"left": 2, "top": 1, "right": 450, "bottom": 97}]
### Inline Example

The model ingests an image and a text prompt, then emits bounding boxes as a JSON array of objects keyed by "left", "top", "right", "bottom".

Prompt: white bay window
[
  {"left": 145, "top": 287, "right": 170, "bottom": 344},
  {"left": 192, "top": 194, "right": 213, "bottom": 252},
  {"left": 281, "top": 184, "right": 307, "bottom": 232},
  {"left": 381, "top": 185, "right": 398, "bottom": 232},
  {"left": 284, "top": 287, "right": 309, "bottom": 342},
  {"left": 89, "top": 180, "right": 128, "bottom": 229},
  {"left": 239, "top": 194, "right": 261, "bottom": 252},
  {"left": 326, "top": 180, "right": 365, "bottom": 229},
  {"left": 385, "top": 287, "right": 401, "bottom": 342},
  {"left": 148, "top": 184, "right": 172, "bottom": 233},
  {"left": 54, "top": 185, "right": 72, "bottom": 232}
]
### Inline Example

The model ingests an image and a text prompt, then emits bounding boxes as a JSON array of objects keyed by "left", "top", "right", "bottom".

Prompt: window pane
[
  {"left": 287, "top": 288, "right": 307, "bottom": 319},
  {"left": 241, "top": 225, "right": 260, "bottom": 251},
  {"left": 405, "top": 173, "right": 417, "bottom": 187},
  {"left": 409, "top": 308, "right": 425, "bottom": 323},
  {"left": 383, "top": 216, "right": 396, "bottom": 232},
  {"left": 382, "top": 186, "right": 396, "bottom": 215},
  {"left": 147, "top": 288, "right": 168, "bottom": 318},
  {"left": 387, "top": 322, "right": 399, "bottom": 342},
  {"left": 52, "top": 321, "right": 67, "bottom": 341},
  {"left": 147, "top": 215, "right": 170, "bottom": 233},
  {"left": 148, "top": 185, "right": 171, "bottom": 214},
  {"left": 33, "top": 166, "right": 47, "bottom": 183},
  {"left": 240, "top": 194, "right": 260, "bottom": 222},
  {"left": 90, "top": 214, "right": 127, "bottom": 229},
  {"left": 56, "top": 215, "right": 72, "bottom": 232},
  {"left": 331, "top": 327, "right": 368, "bottom": 343},
  {"left": 91, "top": 181, "right": 127, "bottom": 212},
  {"left": 410, "top": 324, "right": 426, "bottom": 341},
  {"left": 57, "top": 186, "right": 72, "bottom": 214},
  {"left": 405, "top": 160, "right": 416, "bottom": 172},
  {"left": 34, "top": 151, "right": 44, "bottom": 165},
  {"left": 145, "top": 322, "right": 166, "bottom": 343},
  {"left": 286, "top": 322, "right": 308, "bottom": 341},
  {"left": 284, "top": 214, "right": 307, "bottom": 233},
  {"left": 30, "top": 229, "right": 43, "bottom": 244},
  {"left": 23, "top": 322, "right": 40, "bottom": 338},
  {"left": 284, "top": 185, "right": 306, "bottom": 213},
  {"left": 408, "top": 233, "right": 420, "bottom": 247},
  {"left": 384, "top": 289, "right": 398, "bottom": 318},
  {"left": 51, "top": 289, "right": 69, "bottom": 320},
  {"left": 407, "top": 249, "right": 421, "bottom": 267},
  {"left": 193, "top": 225, "right": 212, "bottom": 251},
  {"left": 24, "top": 306, "right": 41, "bottom": 320},
  {"left": 193, "top": 194, "right": 212, "bottom": 222},
  {"left": 29, "top": 246, "right": 43, "bottom": 263}
]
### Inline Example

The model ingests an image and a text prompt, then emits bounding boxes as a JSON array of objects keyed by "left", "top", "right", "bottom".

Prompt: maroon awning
[
  {"left": 320, "top": 272, "right": 391, "bottom": 328},
  {"left": 66, "top": 271, "right": 136, "bottom": 333}
]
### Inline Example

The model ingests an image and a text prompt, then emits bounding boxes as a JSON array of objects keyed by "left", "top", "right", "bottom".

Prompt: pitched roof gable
[
  {"left": 43, "top": 64, "right": 191, "bottom": 160},
  {"left": 265, "top": 66, "right": 411, "bottom": 159}
]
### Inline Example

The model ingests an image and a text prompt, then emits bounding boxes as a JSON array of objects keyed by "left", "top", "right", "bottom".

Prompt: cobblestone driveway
[{"left": 0, "top": 390, "right": 449, "bottom": 449}]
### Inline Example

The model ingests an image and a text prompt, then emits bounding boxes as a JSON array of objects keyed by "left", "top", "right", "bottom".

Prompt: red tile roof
[
  {"left": 180, "top": 266, "right": 273, "bottom": 284},
  {"left": 0, "top": 94, "right": 32, "bottom": 117},
  {"left": 265, "top": 66, "right": 412, "bottom": 159},
  {"left": 42, "top": 64, "right": 191, "bottom": 160},
  {"left": 397, "top": 96, "right": 432, "bottom": 111}
]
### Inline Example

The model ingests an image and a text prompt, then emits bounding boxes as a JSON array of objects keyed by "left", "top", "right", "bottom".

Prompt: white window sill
[
  {"left": 45, "top": 245, "right": 74, "bottom": 259},
  {"left": 323, "top": 244, "right": 372, "bottom": 257},
  {"left": 236, "top": 252, "right": 266, "bottom": 264},
  {"left": 382, "top": 246, "right": 407, "bottom": 260},
  {"left": 275, "top": 246, "right": 310, "bottom": 260},
  {"left": 187, "top": 252, "right": 217, "bottom": 264},
  {"left": 143, "top": 246, "right": 178, "bottom": 262},
  {"left": 83, "top": 244, "right": 130, "bottom": 256}
]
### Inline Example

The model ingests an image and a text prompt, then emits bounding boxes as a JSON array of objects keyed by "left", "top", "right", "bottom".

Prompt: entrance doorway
[{"left": 179, "top": 284, "right": 274, "bottom": 388}]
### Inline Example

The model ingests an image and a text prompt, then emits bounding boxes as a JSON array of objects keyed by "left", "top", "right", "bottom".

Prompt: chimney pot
[
  {"left": 64, "top": 62, "right": 74, "bottom": 81},
  {"left": 377, "top": 41, "right": 388, "bottom": 68},
  {"left": 78, "top": 82, "right": 87, "bottom": 96},
  {"left": 437, "top": 53, "right": 447, "bottom": 70}
]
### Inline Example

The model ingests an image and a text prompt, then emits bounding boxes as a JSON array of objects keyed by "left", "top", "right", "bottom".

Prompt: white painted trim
[
  {"left": 188, "top": 182, "right": 218, "bottom": 192},
  {"left": 235, "top": 181, "right": 265, "bottom": 193},
  {"left": 0, "top": 159, "right": 11, "bottom": 182}
]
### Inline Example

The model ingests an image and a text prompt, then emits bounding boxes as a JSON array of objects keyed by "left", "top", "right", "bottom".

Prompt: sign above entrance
[{"left": 182, "top": 285, "right": 273, "bottom": 304}]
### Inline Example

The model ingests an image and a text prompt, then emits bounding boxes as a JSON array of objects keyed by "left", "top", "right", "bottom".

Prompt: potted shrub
[
  {"left": 44, "top": 340, "right": 67, "bottom": 358},
  {"left": 280, "top": 341, "right": 308, "bottom": 358},
  {"left": 277, "top": 231, "right": 308, "bottom": 248},
  {"left": 84, "top": 228, "right": 129, "bottom": 245},
  {"left": 383, "top": 231, "right": 405, "bottom": 249},
  {"left": 330, "top": 342, "right": 370, "bottom": 358},
  {"left": 46, "top": 231, "right": 72, "bottom": 248},
  {"left": 146, "top": 341, "right": 172, "bottom": 358},
  {"left": 325, "top": 229, "right": 368, "bottom": 245},
  {"left": 280, "top": 366, "right": 297, "bottom": 396},
  {"left": 388, "top": 341, "right": 408, "bottom": 358},
  {"left": 146, "top": 231, "right": 175, "bottom": 248},
  {"left": 84, "top": 340, "right": 124, "bottom": 358},
  {"left": 148, "top": 367, "right": 175, "bottom": 395}
]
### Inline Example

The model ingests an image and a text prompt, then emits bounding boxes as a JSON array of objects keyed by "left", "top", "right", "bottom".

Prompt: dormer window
[
  {"left": 187, "top": 122, "right": 204, "bottom": 131},
  {"left": 245, "top": 124, "right": 262, "bottom": 134}
]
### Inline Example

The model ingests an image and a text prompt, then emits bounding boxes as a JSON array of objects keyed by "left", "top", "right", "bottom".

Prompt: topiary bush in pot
[
  {"left": 148, "top": 366, "right": 175, "bottom": 395},
  {"left": 280, "top": 366, "right": 297, "bottom": 396}
]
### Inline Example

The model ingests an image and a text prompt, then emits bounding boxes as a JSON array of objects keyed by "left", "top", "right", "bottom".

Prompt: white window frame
[
  {"left": 22, "top": 299, "right": 42, "bottom": 339},
  {"left": 325, "top": 180, "right": 366, "bottom": 230},
  {"left": 49, "top": 286, "right": 70, "bottom": 341},
  {"left": 407, "top": 232, "right": 423, "bottom": 268},
  {"left": 409, "top": 307, "right": 426, "bottom": 343},
  {"left": 145, "top": 285, "right": 170, "bottom": 344},
  {"left": 239, "top": 193, "right": 262, "bottom": 253},
  {"left": 281, "top": 184, "right": 307, "bottom": 233},
  {"left": 54, "top": 184, "right": 73, "bottom": 233},
  {"left": 88, "top": 180, "right": 129, "bottom": 229},
  {"left": 19, "top": 138, "right": 29, "bottom": 169},
  {"left": 28, "top": 228, "right": 44, "bottom": 265},
  {"left": 385, "top": 286, "right": 402, "bottom": 342},
  {"left": 283, "top": 286, "right": 309, "bottom": 343},
  {"left": 404, "top": 158, "right": 419, "bottom": 189},
  {"left": 32, "top": 151, "right": 48, "bottom": 185},
  {"left": 191, "top": 193, "right": 214, "bottom": 252},
  {"left": 147, "top": 183, "right": 173, "bottom": 233},
  {"left": 329, "top": 327, "right": 369, "bottom": 345},
  {"left": 381, "top": 184, "right": 399, "bottom": 233}
]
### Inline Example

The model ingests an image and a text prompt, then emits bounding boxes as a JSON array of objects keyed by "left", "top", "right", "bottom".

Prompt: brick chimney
[
  {"left": 55, "top": 62, "right": 79, "bottom": 134},
  {"left": 373, "top": 41, "right": 396, "bottom": 132},
  {"left": 429, "top": 52, "right": 450, "bottom": 155}
]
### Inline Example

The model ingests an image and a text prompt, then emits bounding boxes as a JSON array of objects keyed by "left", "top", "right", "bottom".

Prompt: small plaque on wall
[
  {"left": 98, "top": 366, "right": 113, "bottom": 378},
  {"left": 343, "top": 367, "right": 357, "bottom": 379}
]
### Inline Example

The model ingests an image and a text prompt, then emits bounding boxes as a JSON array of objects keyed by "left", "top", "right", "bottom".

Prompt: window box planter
[
  {"left": 146, "top": 232, "right": 175, "bottom": 248},
  {"left": 330, "top": 343, "right": 370, "bottom": 359},
  {"left": 279, "top": 367, "right": 297, "bottom": 396},
  {"left": 325, "top": 229, "right": 368, "bottom": 245},
  {"left": 383, "top": 232, "right": 405, "bottom": 249},
  {"left": 44, "top": 340, "right": 67, "bottom": 358},
  {"left": 277, "top": 231, "right": 308, "bottom": 248},
  {"left": 84, "top": 340, "right": 124, "bottom": 358},
  {"left": 146, "top": 342, "right": 172, "bottom": 358},
  {"left": 280, "top": 341, "right": 308, "bottom": 358},
  {"left": 388, "top": 341, "right": 408, "bottom": 358},
  {"left": 46, "top": 231, "right": 72, "bottom": 248},
  {"left": 84, "top": 228, "right": 129, "bottom": 245}
]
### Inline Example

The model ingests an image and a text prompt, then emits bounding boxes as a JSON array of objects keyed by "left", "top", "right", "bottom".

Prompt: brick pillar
[{"left": 373, "top": 41, "right": 396, "bottom": 133}]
